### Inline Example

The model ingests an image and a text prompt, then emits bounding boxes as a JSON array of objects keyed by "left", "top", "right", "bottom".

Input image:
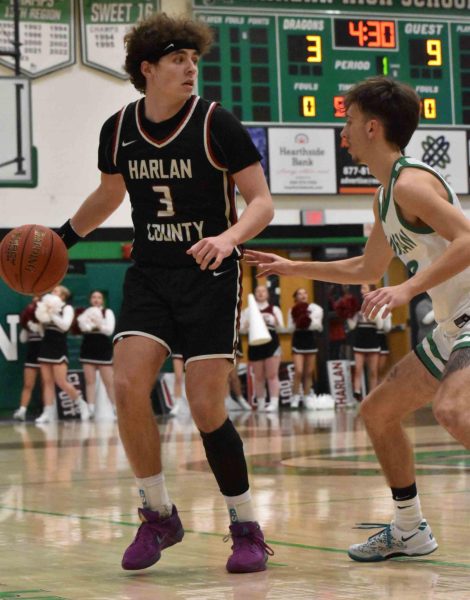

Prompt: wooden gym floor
[{"left": 0, "top": 406, "right": 469, "bottom": 600}]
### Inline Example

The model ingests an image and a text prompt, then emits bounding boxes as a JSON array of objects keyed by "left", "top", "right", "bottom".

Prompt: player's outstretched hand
[
  {"left": 362, "top": 283, "right": 412, "bottom": 319},
  {"left": 244, "top": 250, "right": 295, "bottom": 277},
  {"left": 187, "top": 234, "right": 235, "bottom": 270}
]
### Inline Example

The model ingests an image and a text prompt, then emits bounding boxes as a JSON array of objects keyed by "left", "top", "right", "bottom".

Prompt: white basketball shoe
[{"left": 348, "top": 520, "right": 438, "bottom": 562}]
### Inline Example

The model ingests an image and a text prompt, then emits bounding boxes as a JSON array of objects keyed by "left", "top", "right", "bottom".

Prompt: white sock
[
  {"left": 224, "top": 489, "right": 256, "bottom": 523},
  {"left": 394, "top": 493, "right": 423, "bottom": 531},
  {"left": 268, "top": 396, "right": 279, "bottom": 408},
  {"left": 257, "top": 397, "right": 266, "bottom": 411},
  {"left": 135, "top": 472, "right": 172, "bottom": 517},
  {"left": 16, "top": 406, "right": 27, "bottom": 415}
]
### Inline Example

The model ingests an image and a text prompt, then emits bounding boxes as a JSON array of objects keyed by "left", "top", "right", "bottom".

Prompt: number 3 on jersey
[{"left": 153, "top": 185, "right": 175, "bottom": 217}]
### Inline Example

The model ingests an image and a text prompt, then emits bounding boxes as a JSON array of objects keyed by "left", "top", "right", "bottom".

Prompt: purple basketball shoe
[
  {"left": 225, "top": 521, "right": 273, "bottom": 573},
  {"left": 122, "top": 505, "right": 184, "bottom": 570}
]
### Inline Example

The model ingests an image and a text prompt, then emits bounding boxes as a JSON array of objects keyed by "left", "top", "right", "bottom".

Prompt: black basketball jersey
[{"left": 105, "top": 96, "right": 254, "bottom": 267}]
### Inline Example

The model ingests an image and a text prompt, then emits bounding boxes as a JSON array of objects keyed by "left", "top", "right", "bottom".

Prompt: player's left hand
[
  {"left": 187, "top": 234, "right": 235, "bottom": 270},
  {"left": 362, "top": 284, "right": 412, "bottom": 319}
]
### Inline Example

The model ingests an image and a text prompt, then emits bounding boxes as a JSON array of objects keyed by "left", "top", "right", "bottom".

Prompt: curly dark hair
[
  {"left": 344, "top": 77, "right": 420, "bottom": 151},
  {"left": 124, "top": 13, "right": 214, "bottom": 93}
]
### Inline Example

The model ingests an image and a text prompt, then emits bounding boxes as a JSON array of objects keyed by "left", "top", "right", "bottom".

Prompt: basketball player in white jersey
[
  {"left": 246, "top": 76, "right": 470, "bottom": 562},
  {"left": 57, "top": 13, "right": 274, "bottom": 573}
]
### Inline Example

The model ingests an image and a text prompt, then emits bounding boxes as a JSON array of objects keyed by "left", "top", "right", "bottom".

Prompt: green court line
[
  {"left": 327, "top": 449, "right": 470, "bottom": 466},
  {"left": 0, "top": 592, "right": 66, "bottom": 599},
  {"left": 1, "top": 505, "right": 469, "bottom": 570}
]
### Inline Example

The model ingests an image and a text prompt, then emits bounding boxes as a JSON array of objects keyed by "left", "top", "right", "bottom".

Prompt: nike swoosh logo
[
  {"left": 122, "top": 140, "right": 137, "bottom": 147},
  {"left": 213, "top": 269, "right": 232, "bottom": 277},
  {"left": 397, "top": 505, "right": 413, "bottom": 510},
  {"left": 401, "top": 532, "right": 419, "bottom": 542}
]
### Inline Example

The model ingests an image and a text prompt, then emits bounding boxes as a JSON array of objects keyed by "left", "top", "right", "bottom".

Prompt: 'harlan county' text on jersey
[
  {"left": 111, "top": 96, "right": 241, "bottom": 267},
  {"left": 379, "top": 156, "right": 470, "bottom": 323}
]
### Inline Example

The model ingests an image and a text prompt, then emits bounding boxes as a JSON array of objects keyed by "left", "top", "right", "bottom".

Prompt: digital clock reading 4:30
[{"left": 334, "top": 19, "right": 397, "bottom": 49}]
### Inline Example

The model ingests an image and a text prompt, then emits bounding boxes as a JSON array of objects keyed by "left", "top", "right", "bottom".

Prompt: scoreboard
[{"left": 195, "top": 7, "right": 470, "bottom": 127}]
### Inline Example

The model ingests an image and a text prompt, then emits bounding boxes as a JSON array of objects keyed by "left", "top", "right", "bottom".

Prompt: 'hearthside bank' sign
[
  {"left": 268, "top": 128, "right": 337, "bottom": 194},
  {"left": 80, "top": 0, "right": 160, "bottom": 79},
  {"left": 193, "top": 0, "right": 470, "bottom": 16},
  {"left": 0, "top": 0, "right": 74, "bottom": 77}
]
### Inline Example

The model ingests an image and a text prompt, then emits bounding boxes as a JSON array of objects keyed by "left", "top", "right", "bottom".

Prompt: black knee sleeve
[{"left": 200, "top": 418, "right": 249, "bottom": 497}]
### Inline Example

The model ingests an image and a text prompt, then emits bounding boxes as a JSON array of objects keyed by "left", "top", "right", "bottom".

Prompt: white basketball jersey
[{"left": 378, "top": 156, "right": 470, "bottom": 323}]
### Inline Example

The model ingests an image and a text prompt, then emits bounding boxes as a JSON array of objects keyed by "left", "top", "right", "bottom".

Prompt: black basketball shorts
[{"left": 114, "top": 261, "right": 242, "bottom": 364}]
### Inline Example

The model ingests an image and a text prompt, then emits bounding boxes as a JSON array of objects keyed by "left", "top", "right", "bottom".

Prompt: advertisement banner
[
  {"left": 247, "top": 127, "right": 269, "bottom": 183},
  {"left": 327, "top": 359, "right": 353, "bottom": 406},
  {"left": 335, "top": 129, "right": 378, "bottom": 195},
  {"left": 245, "top": 361, "right": 295, "bottom": 408},
  {"left": 55, "top": 370, "right": 86, "bottom": 420},
  {"left": 79, "top": 0, "right": 160, "bottom": 79},
  {"left": 406, "top": 129, "right": 469, "bottom": 194},
  {"left": 0, "top": 0, "right": 75, "bottom": 78},
  {"left": 268, "top": 127, "right": 336, "bottom": 194}
]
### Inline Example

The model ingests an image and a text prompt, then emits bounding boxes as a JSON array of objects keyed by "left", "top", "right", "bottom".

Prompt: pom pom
[
  {"left": 77, "top": 307, "right": 104, "bottom": 333},
  {"left": 19, "top": 302, "right": 38, "bottom": 328},
  {"left": 35, "top": 302, "right": 51, "bottom": 323},
  {"left": 292, "top": 302, "right": 311, "bottom": 329},
  {"left": 335, "top": 295, "right": 360, "bottom": 319}
]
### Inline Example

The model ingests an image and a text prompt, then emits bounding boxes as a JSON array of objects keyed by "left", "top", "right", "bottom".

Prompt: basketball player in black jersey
[{"left": 58, "top": 13, "right": 274, "bottom": 573}]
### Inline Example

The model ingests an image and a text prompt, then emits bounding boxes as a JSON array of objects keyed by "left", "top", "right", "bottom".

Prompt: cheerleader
[
  {"left": 288, "top": 288, "right": 324, "bottom": 409},
  {"left": 35, "top": 286, "right": 90, "bottom": 423},
  {"left": 348, "top": 284, "right": 382, "bottom": 401},
  {"left": 13, "top": 297, "right": 44, "bottom": 421},
  {"left": 240, "top": 285, "right": 284, "bottom": 412},
  {"left": 377, "top": 309, "right": 393, "bottom": 379},
  {"left": 227, "top": 337, "right": 252, "bottom": 411},
  {"left": 169, "top": 343, "right": 189, "bottom": 417},
  {"left": 77, "top": 290, "right": 116, "bottom": 418}
]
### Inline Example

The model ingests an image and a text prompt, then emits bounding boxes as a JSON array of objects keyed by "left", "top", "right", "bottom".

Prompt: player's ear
[
  {"left": 140, "top": 60, "right": 152, "bottom": 79},
  {"left": 366, "top": 118, "right": 379, "bottom": 138}
]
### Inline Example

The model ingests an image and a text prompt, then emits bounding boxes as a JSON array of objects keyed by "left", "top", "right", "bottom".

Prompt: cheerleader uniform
[
  {"left": 377, "top": 312, "right": 392, "bottom": 355},
  {"left": 288, "top": 302, "right": 323, "bottom": 354},
  {"left": 241, "top": 302, "right": 284, "bottom": 362},
  {"left": 37, "top": 303, "right": 74, "bottom": 364},
  {"left": 235, "top": 336, "right": 244, "bottom": 359},
  {"left": 23, "top": 329, "right": 43, "bottom": 368},
  {"left": 19, "top": 302, "right": 43, "bottom": 368},
  {"left": 79, "top": 308, "right": 115, "bottom": 365},
  {"left": 349, "top": 312, "right": 381, "bottom": 353},
  {"left": 171, "top": 342, "right": 183, "bottom": 360}
]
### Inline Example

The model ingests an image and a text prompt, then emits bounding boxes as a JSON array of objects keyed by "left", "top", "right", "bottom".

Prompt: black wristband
[{"left": 56, "top": 219, "right": 83, "bottom": 249}]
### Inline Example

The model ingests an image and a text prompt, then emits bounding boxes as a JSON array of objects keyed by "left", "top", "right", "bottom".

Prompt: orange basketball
[{"left": 0, "top": 224, "right": 69, "bottom": 295}]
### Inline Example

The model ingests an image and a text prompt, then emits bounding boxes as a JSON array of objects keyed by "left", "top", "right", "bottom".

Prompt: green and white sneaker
[{"left": 348, "top": 520, "right": 438, "bottom": 562}]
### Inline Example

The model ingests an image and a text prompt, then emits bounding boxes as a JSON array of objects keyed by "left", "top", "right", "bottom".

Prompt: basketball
[{"left": 0, "top": 224, "right": 69, "bottom": 295}]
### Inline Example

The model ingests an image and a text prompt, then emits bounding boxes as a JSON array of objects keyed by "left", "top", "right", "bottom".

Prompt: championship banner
[
  {"left": 268, "top": 127, "right": 336, "bottom": 194},
  {"left": 79, "top": 0, "right": 160, "bottom": 79},
  {"left": 327, "top": 359, "right": 354, "bottom": 407},
  {"left": 0, "top": 0, "right": 75, "bottom": 78}
]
